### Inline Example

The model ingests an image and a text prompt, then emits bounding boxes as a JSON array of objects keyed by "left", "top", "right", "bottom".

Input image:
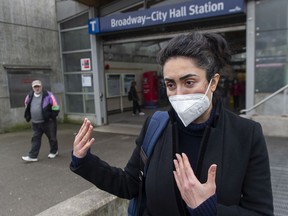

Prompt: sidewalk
[
  {"left": 0, "top": 124, "right": 140, "bottom": 216},
  {"left": 0, "top": 108, "right": 287, "bottom": 216}
]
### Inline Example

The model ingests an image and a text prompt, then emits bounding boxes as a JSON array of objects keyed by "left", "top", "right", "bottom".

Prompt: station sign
[
  {"left": 88, "top": 18, "right": 100, "bottom": 34},
  {"left": 89, "top": 0, "right": 245, "bottom": 34}
]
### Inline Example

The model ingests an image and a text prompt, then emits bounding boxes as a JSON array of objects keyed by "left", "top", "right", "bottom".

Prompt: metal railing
[{"left": 240, "top": 84, "right": 288, "bottom": 116}]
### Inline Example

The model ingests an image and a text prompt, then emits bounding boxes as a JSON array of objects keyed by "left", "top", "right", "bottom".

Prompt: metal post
[
  {"left": 90, "top": 8, "right": 107, "bottom": 125},
  {"left": 283, "top": 89, "right": 288, "bottom": 116},
  {"left": 246, "top": 0, "right": 256, "bottom": 116}
]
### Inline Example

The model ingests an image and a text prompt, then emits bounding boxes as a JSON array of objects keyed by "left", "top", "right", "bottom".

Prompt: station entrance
[{"left": 103, "top": 27, "right": 246, "bottom": 114}]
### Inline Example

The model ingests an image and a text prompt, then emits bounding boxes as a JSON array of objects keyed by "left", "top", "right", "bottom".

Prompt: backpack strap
[
  {"left": 140, "top": 111, "right": 169, "bottom": 175},
  {"left": 128, "top": 111, "right": 169, "bottom": 216}
]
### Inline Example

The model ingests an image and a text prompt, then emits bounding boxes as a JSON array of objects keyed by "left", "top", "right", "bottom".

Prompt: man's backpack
[{"left": 128, "top": 111, "right": 170, "bottom": 216}]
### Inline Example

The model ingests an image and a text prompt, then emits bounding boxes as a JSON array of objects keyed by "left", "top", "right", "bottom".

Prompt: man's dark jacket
[
  {"left": 70, "top": 102, "right": 274, "bottom": 216},
  {"left": 24, "top": 89, "right": 60, "bottom": 122}
]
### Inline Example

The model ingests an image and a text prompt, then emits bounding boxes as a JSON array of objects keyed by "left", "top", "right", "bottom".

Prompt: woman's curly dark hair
[{"left": 157, "top": 31, "right": 231, "bottom": 81}]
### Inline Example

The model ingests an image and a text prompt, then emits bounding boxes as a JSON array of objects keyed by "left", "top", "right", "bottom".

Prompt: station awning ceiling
[{"left": 75, "top": 0, "right": 117, "bottom": 7}]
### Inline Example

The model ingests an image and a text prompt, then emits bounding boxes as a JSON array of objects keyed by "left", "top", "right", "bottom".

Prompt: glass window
[
  {"left": 255, "top": 30, "right": 288, "bottom": 93},
  {"left": 61, "top": 29, "right": 90, "bottom": 51},
  {"left": 103, "top": 41, "right": 159, "bottom": 64},
  {"left": 106, "top": 74, "right": 121, "bottom": 97},
  {"left": 63, "top": 52, "right": 92, "bottom": 72},
  {"left": 66, "top": 94, "right": 84, "bottom": 113},
  {"left": 65, "top": 74, "right": 82, "bottom": 92},
  {"left": 64, "top": 74, "right": 94, "bottom": 92},
  {"left": 256, "top": 0, "right": 288, "bottom": 31},
  {"left": 84, "top": 95, "right": 95, "bottom": 113},
  {"left": 60, "top": 13, "right": 89, "bottom": 30},
  {"left": 255, "top": 65, "right": 286, "bottom": 93},
  {"left": 256, "top": 30, "right": 288, "bottom": 58},
  {"left": 61, "top": 13, "right": 96, "bottom": 115},
  {"left": 7, "top": 71, "right": 50, "bottom": 108}
]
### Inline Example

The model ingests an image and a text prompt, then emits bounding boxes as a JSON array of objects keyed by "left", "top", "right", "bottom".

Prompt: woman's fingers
[
  {"left": 173, "top": 156, "right": 182, "bottom": 188},
  {"left": 174, "top": 153, "right": 197, "bottom": 182},
  {"left": 75, "top": 118, "right": 91, "bottom": 141},
  {"left": 174, "top": 153, "right": 197, "bottom": 192},
  {"left": 75, "top": 118, "right": 88, "bottom": 139},
  {"left": 174, "top": 153, "right": 186, "bottom": 185},
  {"left": 74, "top": 119, "right": 91, "bottom": 146},
  {"left": 173, "top": 153, "right": 217, "bottom": 208},
  {"left": 207, "top": 164, "right": 217, "bottom": 186},
  {"left": 73, "top": 118, "right": 95, "bottom": 158},
  {"left": 181, "top": 153, "right": 197, "bottom": 181},
  {"left": 78, "top": 137, "right": 95, "bottom": 156}
]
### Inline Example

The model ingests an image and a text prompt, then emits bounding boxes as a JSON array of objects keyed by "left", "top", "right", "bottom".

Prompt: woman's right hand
[{"left": 73, "top": 118, "right": 95, "bottom": 158}]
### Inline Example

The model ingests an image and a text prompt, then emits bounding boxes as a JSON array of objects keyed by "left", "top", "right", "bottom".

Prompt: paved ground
[{"left": 0, "top": 108, "right": 287, "bottom": 216}]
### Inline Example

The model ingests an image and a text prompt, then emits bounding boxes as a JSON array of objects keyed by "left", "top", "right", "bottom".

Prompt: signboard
[
  {"left": 106, "top": 74, "right": 121, "bottom": 97},
  {"left": 80, "top": 58, "right": 91, "bottom": 71},
  {"left": 88, "top": 18, "right": 100, "bottom": 34},
  {"left": 89, "top": 0, "right": 245, "bottom": 34},
  {"left": 105, "top": 74, "right": 137, "bottom": 97},
  {"left": 82, "top": 74, "right": 92, "bottom": 87}
]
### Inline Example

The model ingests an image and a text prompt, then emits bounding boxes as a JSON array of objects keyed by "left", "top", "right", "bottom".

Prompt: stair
[{"left": 240, "top": 115, "right": 288, "bottom": 137}]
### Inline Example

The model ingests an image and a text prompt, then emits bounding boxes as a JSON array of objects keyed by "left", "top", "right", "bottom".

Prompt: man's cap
[{"left": 32, "top": 80, "right": 42, "bottom": 87}]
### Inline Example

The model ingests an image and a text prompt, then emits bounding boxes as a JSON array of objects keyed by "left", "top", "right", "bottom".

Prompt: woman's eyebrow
[
  {"left": 164, "top": 78, "right": 174, "bottom": 82},
  {"left": 164, "top": 73, "right": 198, "bottom": 82},
  {"left": 179, "top": 73, "right": 198, "bottom": 81}
]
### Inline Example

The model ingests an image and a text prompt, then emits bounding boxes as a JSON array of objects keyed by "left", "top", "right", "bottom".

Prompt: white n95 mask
[{"left": 169, "top": 80, "right": 212, "bottom": 127}]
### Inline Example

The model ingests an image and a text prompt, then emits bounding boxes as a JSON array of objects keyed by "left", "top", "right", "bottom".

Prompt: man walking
[{"left": 22, "top": 80, "right": 60, "bottom": 162}]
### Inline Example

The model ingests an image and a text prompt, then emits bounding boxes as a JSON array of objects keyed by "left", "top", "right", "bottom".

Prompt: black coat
[
  {"left": 129, "top": 85, "right": 139, "bottom": 101},
  {"left": 70, "top": 102, "right": 274, "bottom": 216}
]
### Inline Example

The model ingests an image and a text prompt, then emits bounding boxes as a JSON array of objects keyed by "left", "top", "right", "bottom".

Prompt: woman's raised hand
[{"left": 73, "top": 118, "right": 95, "bottom": 158}]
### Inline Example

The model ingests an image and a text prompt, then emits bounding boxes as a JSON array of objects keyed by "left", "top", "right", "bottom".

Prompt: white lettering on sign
[
  {"left": 151, "top": 11, "right": 168, "bottom": 22},
  {"left": 189, "top": 2, "right": 224, "bottom": 15},
  {"left": 109, "top": 1, "right": 226, "bottom": 29},
  {"left": 169, "top": 6, "right": 187, "bottom": 18},
  {"left": 110, "top": 11, "right": 170, "bottom": 28},
  {"left": 111, "top": 15, "right": 146, "bottom": 27},
  {"left": 89, "top": 20, "right": 97, "bottom": 31}
]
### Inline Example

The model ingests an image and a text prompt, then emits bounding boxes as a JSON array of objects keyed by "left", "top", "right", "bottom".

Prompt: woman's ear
[{"left": 211, "top": 73, "right": 220, "bottom": 92}]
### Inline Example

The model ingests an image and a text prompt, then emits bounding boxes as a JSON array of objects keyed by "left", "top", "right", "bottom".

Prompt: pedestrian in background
[
  {"left": 70, "top": 31, "right": 273, "bottom": 216},
  {"left": 22, "top": 80, "right": 60, "bottom": 162},
  {"left": 129, "top": 80, "right": 145, "bottom": 116},
  {"left": 231, "top": 78, "right": 242, "bottom": 112}
]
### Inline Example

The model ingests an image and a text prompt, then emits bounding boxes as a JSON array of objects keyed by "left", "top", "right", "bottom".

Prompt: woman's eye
[
  {"left": 165, "top": 82, "right": 175, "bottom": 90},
  {"left": 185, "top": 80, "right": 194, "bottom": 87}
]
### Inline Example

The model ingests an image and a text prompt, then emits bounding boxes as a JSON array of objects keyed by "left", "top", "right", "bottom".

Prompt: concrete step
[
  {"left": 99, "top": 115, "right": 288, "bottom": 138},
  {"left": 240, "top": 115, "right": 288, "bottom": 137},
  {"left": 94, "top": 123, "right": 142, "bottom": 136},
  {"left": 35, "top": 187, "right": 128, "bottom": 216}
]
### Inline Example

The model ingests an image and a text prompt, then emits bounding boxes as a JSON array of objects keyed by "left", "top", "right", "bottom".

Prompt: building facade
[
  {"left": 0, "top": 0, "right": 287, "bottom": 131},
  {"left": 0, "top": 0, "right": 63, "bottom": 132},
  {"left": 57, "top": 0, "right": 288, "bottom": 126}
]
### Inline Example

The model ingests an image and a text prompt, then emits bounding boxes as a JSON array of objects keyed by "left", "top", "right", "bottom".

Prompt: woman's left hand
[{"left": 173, "top": 153, "right": 217, "bottom": 209}]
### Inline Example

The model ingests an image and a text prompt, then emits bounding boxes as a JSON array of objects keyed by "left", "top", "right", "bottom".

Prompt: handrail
[{"left": 240, "top": 84, "right": 288, "bottom": 114}]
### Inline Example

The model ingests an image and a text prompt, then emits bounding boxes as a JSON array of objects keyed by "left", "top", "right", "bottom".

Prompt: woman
[{"left": 70, "top": 31, "right": 274, "bottom": 216}]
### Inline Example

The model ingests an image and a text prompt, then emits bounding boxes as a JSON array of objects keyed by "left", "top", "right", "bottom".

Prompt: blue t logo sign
[{"left": 88, "top": 18, "right": 100, "bottom": 34}]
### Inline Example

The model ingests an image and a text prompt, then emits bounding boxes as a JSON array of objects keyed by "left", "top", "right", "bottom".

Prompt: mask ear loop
[{"left": 202, "top": 79, "right": 213, "bottom": 99}]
